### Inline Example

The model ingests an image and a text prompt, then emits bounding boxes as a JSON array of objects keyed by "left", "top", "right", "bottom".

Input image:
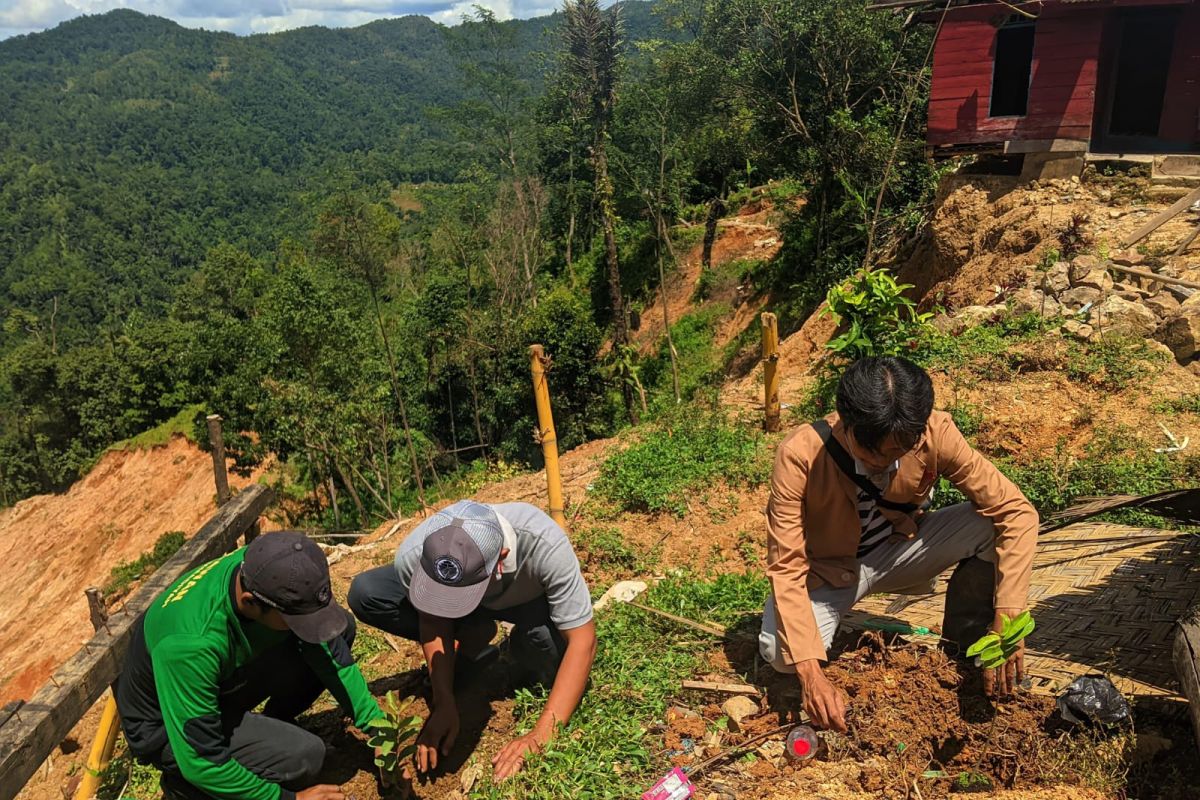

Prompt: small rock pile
[{"left": 935, "top": 250, "right": 1200, "bottom": 371}]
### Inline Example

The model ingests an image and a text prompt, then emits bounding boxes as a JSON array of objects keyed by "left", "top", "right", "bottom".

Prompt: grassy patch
[
  {"left": 1154, "top": 394, "right": 1200, "bottom": 415},
  {"left": 917, "top": 314, "right": 1163, "bottom": 391},
  {"left": 574, "top": 524, "right": 643, "bottom": 577},
  {"left": 937, "top": 427, "right": 1200, "bottom": 526},
  {"left": 98, "top": 746, "right": 161, "bottom": 799},
  {"left": 644, "top": 569, "right": 769, "bottom": 629},
  {"left": 103, "top": 531, "right": 187, "bottom": 597},
  {"left": 108, "top": 405, "right": 203, "bottom": 453},
  {"left": 594, "top": 406, "right": 770, "bottom": 516},
  {"left": 472, "top": 572, "right": 762, "bottom": 799},
  {"left": 352, "top": 625, "right": 394, "bottom": 680},
  {"left": 644, "top": 305, "right": 727, "bottom": 404}
]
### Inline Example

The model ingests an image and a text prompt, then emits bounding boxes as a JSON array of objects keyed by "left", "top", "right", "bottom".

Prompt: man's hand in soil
[
  {"left": 296, "top": 786, "right": 345, "bottom": 800},
  {"left": 491, "top": 731, "right": 547, "bottom": 781},
  {"left": 416, "top": 703, "right": 460, "bottom": 773},
  {"left": 796, "top": 659, "right": 848, "bottom": 732},
  {"left": 982, "top": 607, "right": 1025, "bottom": 697}
]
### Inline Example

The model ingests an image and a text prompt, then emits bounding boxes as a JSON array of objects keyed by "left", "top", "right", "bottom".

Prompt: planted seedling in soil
[
  {"left": 367, "top": 691, "right": 422, "bottom": 788},
  {"left": 965, "top": 611, "right": 1034, "bottom": 670}
]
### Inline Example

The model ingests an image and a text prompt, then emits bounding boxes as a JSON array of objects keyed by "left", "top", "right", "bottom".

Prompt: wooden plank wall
[
  {"left": 1160, "top": 4, "right": 1200, "bottom": 146},
  {"left": 0, "top": 484, "right": 274, "bottom": 800},
  {"left": 929, "top": 5, "right": 1105, "bottom": 148}
]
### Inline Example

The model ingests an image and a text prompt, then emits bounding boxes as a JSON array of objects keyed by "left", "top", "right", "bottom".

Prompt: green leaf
[{"left": 966, "top": 633, "right": 999, "bottom": 658}]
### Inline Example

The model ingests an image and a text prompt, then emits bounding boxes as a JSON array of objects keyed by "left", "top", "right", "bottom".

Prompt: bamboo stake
[
  {"left": 73, "top": 696, "right": 119, "bottom": 800},
  {"left": 205, "top": 414, "right": 231, "bottom": 506},
  {"left": 761, "top": 312, "right": 781, "bottom": 433},
  {"left": 529, "top": 346, "right": 567, "bottom": 529}
]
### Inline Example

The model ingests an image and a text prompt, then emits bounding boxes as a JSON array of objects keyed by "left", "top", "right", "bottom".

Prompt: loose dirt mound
[
  {"left": 0, "top": 435, "right": 261, "bottom": 703},
  {"left": 669, "top": 636, "right": 1121, "bottom": 800}
]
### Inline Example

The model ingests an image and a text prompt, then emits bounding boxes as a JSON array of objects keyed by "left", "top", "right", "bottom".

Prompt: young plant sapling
[
  {"left": 367, "top": 691, "right": 422, "bottom": 786},
  {"left": 966, "top": 610, "right": 1035, "bottom": 669}
]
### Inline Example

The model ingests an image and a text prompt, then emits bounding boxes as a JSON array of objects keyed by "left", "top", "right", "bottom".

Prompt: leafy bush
[
  {"left": 104, "top": 530, "right": 187, "bottom": 596},
  {"left": 937, "top": 427, "right": 1200, "bottom": 525},
  {"left": 822, "top": 268, "right": 933, "bottom": 362},
  {"left": 594, "top": 406, "right": 769, "bottom": 516}
]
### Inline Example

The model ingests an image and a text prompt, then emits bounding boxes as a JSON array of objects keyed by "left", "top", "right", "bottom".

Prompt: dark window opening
[{"left": 990, "top": 20, "right": 1035, "bottom": 117}]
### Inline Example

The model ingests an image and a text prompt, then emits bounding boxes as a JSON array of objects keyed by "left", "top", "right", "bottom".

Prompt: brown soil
[
  {"left": 0, "top": 435, "right": 265, "bottom": 705},
  {"left": 632, "top": 201, "right": 784, "bottom": 359},
  {"left": 723, "top": 175, "right": 1200, "bottom": 465},
  {"left": 667, "top": 636, "right": 1119, "bottom": 800}
]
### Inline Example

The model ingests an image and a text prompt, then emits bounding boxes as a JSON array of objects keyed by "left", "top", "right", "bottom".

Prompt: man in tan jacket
[{"left": 759, "top": 356, "right": 1038, "bottom": 731}]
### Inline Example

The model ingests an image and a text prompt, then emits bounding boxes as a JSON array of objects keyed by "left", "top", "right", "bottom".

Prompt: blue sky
[{"left": 0, "top": 0, "right": 562, "bottom": 40}]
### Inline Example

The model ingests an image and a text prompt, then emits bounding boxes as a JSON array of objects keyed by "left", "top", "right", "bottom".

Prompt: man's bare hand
[
  {"left": 983, "top": 608, "right": 1026, "bottom": 697},
  {"left": 491, "top": 732, "right": 545, "bottom": 781},
  {"left": 297, "top": 786, "right": 345, "bottom": 800},
  {"left": 416, "top": 704, "right": 459, "bottom": 773},
  {"left": 796, "top": 660, "right": 848, "bottom": 732}
]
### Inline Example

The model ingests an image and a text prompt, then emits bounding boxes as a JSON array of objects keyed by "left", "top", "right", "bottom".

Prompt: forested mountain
[
  {"left": 0, "top": 1, "right": 934, "bottom": 520},
  {"left": 0, "top": 6, "right": 659, "bottom": 343}
]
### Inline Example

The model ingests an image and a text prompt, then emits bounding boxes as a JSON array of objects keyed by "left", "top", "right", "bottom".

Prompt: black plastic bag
[{"left": 1056, "top": 674, "right": 1131, "bottom": 725}]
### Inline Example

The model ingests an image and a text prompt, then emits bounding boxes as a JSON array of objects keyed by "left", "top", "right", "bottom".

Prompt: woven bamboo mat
[{"left": 847, "top": 523, "right": 1200, "bottom": 698}]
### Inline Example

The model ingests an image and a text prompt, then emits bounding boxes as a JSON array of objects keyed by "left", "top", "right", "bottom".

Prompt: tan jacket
[{"left": 766, "top": 410, "right": 1038, "bottom": 664}]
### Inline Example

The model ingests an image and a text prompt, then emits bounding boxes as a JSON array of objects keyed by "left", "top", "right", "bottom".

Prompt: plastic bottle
[{"left": 783, "top": 725, "right": 819, "bottom": 762}]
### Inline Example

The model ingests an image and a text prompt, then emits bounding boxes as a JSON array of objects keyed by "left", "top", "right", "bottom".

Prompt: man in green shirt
[{"left": 114, "top": 531, "right": 384, "bottom": 800}]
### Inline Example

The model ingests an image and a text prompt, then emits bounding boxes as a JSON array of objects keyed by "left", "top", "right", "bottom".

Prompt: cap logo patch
[
  {"left": 433, "top": 556, "right": 464, "bottom": 585},
  {"left": 317, "top": 585, "right": 331, "bottom": 605}
]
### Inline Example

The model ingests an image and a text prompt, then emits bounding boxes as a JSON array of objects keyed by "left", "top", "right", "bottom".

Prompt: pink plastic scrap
[{"left": 642, "top": 767, "right": 696, "bottom": 800}]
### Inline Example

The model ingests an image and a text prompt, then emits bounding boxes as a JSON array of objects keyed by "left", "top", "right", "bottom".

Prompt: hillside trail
[{"left": 0, "top": 435, "right": 265, "bottom": 704}]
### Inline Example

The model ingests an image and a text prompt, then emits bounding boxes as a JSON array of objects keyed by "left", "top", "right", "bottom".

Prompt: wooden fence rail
[{"left": 0, "top": 484, "right": 274, "bottom": 800}]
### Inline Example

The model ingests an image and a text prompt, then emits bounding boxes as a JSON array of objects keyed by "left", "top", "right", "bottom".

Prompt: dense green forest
[{"left": 0, "top": 0, "right": 937, "bottom": 523}]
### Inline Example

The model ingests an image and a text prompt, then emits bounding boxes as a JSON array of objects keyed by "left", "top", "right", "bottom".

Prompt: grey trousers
[{"left": 759, "top": 502, "right": 997, "bottom": 671}]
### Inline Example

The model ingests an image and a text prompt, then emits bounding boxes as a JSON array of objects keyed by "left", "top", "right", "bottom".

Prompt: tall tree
[{"left": 560, "top": 0, "right": 636, "bottom": 420}]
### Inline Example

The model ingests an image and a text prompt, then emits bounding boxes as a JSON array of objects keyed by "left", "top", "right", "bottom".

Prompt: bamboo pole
[
  {"left": 761, "top": 312, "right": 781, "bottom": 433},
  {"left": 72, "top": 696, "right": 119, "bottom": 800},
  {"left": 205, "top": 414, "right": 231, "bottom": 506},
  {"left": 529, "top": 346, "right": 567, "bottom": 529}
]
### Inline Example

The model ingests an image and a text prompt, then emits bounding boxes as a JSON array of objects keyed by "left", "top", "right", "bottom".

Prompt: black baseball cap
[{"left": 241, "top": 531, "right": 346, "bottom": 643}]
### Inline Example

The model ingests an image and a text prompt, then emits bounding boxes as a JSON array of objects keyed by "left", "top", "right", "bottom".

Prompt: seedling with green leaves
[
  {"left": 367, "top": 691, "right": 422, "bottom": 785},
  {"left": 966, "top": 611, "right": 1035, "bottom": 669}
]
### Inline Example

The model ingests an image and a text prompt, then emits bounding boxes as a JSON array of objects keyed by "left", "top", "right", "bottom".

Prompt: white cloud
[{"left": 0, "top": 0, "right": 564, "bottom": 39}]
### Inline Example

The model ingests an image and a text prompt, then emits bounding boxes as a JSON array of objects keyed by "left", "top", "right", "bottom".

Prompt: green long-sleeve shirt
[{"left": 116, "top": 548, "right": 383, "bottom": 800}]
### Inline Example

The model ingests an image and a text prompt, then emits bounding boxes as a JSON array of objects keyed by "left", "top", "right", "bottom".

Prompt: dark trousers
[
  {"left": 154, "top": 614, "right": 358, "bottom": 798},
  {"left": 348, "top": 566, "right": 566, "bottom": 684}
]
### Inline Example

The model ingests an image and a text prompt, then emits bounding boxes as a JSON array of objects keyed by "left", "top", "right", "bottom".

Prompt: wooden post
[
  {"left": 1175, "top": 616, "right": 1200, "bottom": 756},
  {"left": 84, "top": 589, "right": 107, "bottom": 634},
  {"left": 761, "top": 312, "right": 781, "bottom": 433},
  {"left": 205, "top": 414, "right": 231, "bottom": 506},
  {"left": 529, "top": 346, "right": 567, "bottom": 529},
  {"left": 72, "top": 589, "right": 116, "bottom": 800}
]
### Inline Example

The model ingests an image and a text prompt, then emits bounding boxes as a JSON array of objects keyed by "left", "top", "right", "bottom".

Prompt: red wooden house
[{"left": 882, "top": 0, "right": 1200, "bottom": 159}]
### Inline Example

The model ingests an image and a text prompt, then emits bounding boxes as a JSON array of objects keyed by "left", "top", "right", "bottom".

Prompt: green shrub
[
  {"left": 822, "top": 268, "right": 933, "bottom": 362},
  {"left": 936, "top": 427, "right": 1200, "bottom": 525},
  {"left": 575, "top": 525, "right": 642, "bottom": 575},
  {"left": 104, "top": 530, "right": 187, "bottom": 596},
  {"left": 594, "top": 407, "right": 769, "bottom": 516}
]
